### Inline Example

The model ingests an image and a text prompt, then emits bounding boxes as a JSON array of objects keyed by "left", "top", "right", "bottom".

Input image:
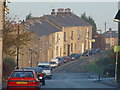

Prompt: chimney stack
[
  {"left": 57, "top": 8, "right": 64, "bottom": 15},
  {"left": 65, "top": 8, "right": 71, "bottom": 14},
  {"left": 109, "top": 28, "right": 112, "bottom": 31},
  {"left": 51, "top": 9, "right": 56, "bottom": 15}
]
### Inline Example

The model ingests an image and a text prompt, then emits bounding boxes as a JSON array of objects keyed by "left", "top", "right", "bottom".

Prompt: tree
[
  {"left": 3, "top": 17, "right": 32, "bottom": 56},
  {"left": 81, "top": 12, "right": 97, "bottom": 37},
  {"left": 25, "top": 12, "right": 32, "bottom": 20}
]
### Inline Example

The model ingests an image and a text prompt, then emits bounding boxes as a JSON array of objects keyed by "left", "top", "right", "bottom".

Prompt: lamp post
[
  {"left": 16, "top": 24, "right": 20, "bottom": 69},
  {"left": 97, "top": 30, "right": 102, "bottom": 81},
  {"left": 114, "top": 9, "right": 120, "bottom": 85}
]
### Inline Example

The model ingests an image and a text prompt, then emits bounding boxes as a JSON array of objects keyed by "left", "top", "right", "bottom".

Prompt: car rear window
[
  {"left": 22, "top": 67, "right": 42, "bottom": 73},
  {"left": 38, "top": 65, "right": 51, "bottom": 70},
  {"left": 11, "top": 71, "right": 34, "bottom": 78},
  {"left": 50, "top": 62, "right": 56, "bottom": 64}
]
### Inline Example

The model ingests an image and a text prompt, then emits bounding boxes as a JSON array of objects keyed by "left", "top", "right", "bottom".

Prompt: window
[
  {"left": 64, "top": 32, "right": 66, "bottom": 41},
  {"left": 64, "top": 45, "right": 66, "bottom": 54},
  {"left": 71, "top": 43, "right": 73, "bottom": 52},
  {"left": 71, "top": 31, "right": 73, "bottom": 40},
  {"left": 56, "top": 46, "right": 58, "bottom": 55},
  {"left": 11, "top": 71, "right": 34, "bottom": 78},
  {"left": 57, "top": 33, "right": 59, "bottom": 43}
]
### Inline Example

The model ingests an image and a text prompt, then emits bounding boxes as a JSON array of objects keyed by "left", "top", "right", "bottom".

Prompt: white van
[
  {"left": 50, "top": 58, "right": 59, "bottom": 68},
  {"left": 38, "top": 62, "right": 52, "bottom": 79}
]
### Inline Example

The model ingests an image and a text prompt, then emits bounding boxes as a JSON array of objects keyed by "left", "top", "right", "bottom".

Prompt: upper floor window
[
  {"left": 71, "top": 31, "right": 74, "bottom": 40},
  {"left": 71, "top": 43, "right": 73, "bottom": 52},
  {"left": 57, "top": 33, "right": 59, "bottom": 43},
  {"left": 64, "top": 32, "right": 66, "bottom": 41}
]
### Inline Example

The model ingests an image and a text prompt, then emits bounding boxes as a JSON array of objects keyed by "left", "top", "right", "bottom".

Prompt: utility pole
[
  {"left": 114, "top": 2, "right": 120, "bottom": 86},
  {"left": 97, "top": 30, "right": 102, "bottom": 81},
  {"left": 105, "top": 22, "right": 106, "bottom": 32},
  {"left": 16, "top": 24, "right": 20, "bottom": 69},
  {"left": 117, "top": 2, "right": 120, "bottom": 84}
]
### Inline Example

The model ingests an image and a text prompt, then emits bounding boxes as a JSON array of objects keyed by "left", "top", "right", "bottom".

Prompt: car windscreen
[
  {"left": 11, "top": 71, "right": 34, "bottom": 78},
  {"left": 50, "top": 62, "right": 56, "bottom": 64},
  {"left": 38, "top": 65, "right": 50, "bottom": 70}
]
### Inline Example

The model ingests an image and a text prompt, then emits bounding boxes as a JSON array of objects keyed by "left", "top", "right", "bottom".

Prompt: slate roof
[
  {"left": 24, "top": 13, "right": 91, "bottom": 37},
  {"left": 24, "top": 18, "right": 61, "bottom": 37},
  {"left": 103, "top": 31, "right": 118, "bottom": 38},
  {"left": 44, "top": 14, "right": 91, "bottom": 27}
]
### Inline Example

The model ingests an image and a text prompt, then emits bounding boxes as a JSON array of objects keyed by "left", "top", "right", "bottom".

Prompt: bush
[{"left": 3, "top": 57, "right": 16, "bottom": 78}]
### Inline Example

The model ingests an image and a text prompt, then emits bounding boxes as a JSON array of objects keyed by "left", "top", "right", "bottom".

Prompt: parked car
[
  {"left": 38, "top": 62, "right": 52, "bottom": 79},
  {"left": 82, "top": 50, "right": 91, "bottom": 56},
  {"left": 7, "top": 69, "right": 41, "bottom": 90},
  {"left": 62, "top": 56, "right": 70, "bottom": 63},
  {"left": 50, "top": 61, "right": 58, "bottom": 68},
  {"left": 95, "top": 48, "right": 100, "bottom": 53},
  {"left": 56, "top": 57, "right": 64, "bottom": 65},
  {"left": 21, "top": 67, "right": 45, "bottom": 85},
  {"left": 50, "top": 58, "right": 59, "bottom": 68},
  {"left": 69, "top": 54, "right": 80, "bottom": 60}
]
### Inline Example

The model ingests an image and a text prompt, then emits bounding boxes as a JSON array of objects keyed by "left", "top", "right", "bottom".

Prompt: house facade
[
  {"left": 18, "top": 8, "right": 92, "bottom": 68},
  {"left": 44, "top": 8, "right": 92, "bottom": 56},
  {"left": 103, "top": 28, "right": 118, "bottom": 50}
]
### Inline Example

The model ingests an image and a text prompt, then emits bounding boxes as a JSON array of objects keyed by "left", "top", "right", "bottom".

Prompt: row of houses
[
  {"left": 18, "top": 8, "right": 93, "bottom": 68},
  {"left": 93, "top": 28, "right": 118, "bottom": 50}
]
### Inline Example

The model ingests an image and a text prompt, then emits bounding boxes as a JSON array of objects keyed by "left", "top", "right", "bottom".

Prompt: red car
[{"left": 7, "top": 69, "right": 41, "bottom": 90}]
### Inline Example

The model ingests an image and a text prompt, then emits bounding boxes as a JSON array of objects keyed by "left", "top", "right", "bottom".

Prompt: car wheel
[
  {"left": 41, "top": 79, "right": 45, "bottom": 85},
  {"left": 49, "top": 76, "right": 52, "bottom": 79}
]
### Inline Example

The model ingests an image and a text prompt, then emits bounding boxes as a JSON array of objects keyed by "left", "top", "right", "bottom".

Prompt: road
[
  {"left": 42, "top": 57, "right": 116, "bottom": 89},
  {"left": 2, "top": 57, "right": 118, "bottom": 90}
]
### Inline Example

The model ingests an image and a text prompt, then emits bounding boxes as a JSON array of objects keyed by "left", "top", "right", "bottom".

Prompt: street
[
  {"left": 42, "top": 73, "right": 114, "bottom": 88},
  {"left": 2, "top": 57, "right": 118, "bottom": 90},
  {"left": 41, "top": 58, "right": 116, "bottom": 89}
]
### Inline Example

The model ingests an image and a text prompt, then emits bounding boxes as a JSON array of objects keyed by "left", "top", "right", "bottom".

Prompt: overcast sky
[{"left": 8, "top": 2, "right": 119, "bottom": 32}]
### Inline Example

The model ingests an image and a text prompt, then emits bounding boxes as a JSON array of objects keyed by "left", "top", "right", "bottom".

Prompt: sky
[{"left": 8, "top": 2, "right": 119, "bottom": 32}]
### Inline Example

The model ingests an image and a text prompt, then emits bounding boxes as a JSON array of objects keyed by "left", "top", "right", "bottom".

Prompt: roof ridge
[{"left": 43, "top": 15, "right": 62, "bottom": 30}]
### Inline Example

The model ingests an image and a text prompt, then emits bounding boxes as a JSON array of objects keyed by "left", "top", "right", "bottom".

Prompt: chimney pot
[
  {"left": 51, "top": 9, "right": 56, "bottom": 15},
  {"left": 65, "top": 8, "right": 72, "bottom": 14},
  {"left": 57, "top": 8, "right": 64, "bottom": 15}
]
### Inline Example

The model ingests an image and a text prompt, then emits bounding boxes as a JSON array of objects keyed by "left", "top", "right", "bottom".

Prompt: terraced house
[
  {"left": 19, "top": 8, "right": 92, "bottom": 68},
  {"left": 43, "top": 8, "right": 92, "bottom": 56}
]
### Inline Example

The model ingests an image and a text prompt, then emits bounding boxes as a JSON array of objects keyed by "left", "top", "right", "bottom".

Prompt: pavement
[
  {"left": 88, "top": 73, "right": 117, "bottom": 87},
  {"left": 42, "top": 73, "right": 115, "bottom": 89},
  {"left": 2, "top": 81, "right": 7, "bottom": 90}
]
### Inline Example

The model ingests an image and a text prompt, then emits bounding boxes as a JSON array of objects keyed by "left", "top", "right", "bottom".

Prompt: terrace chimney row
[{"left": 51, "top": 8, "right": 72, "bottom": 15}]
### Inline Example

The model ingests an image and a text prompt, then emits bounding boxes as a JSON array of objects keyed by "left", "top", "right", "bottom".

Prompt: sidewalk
[
  {"left": 2, "top": 81, "right": 7, "bottom": 90},
  {"left": 88, "top": 73, "right": 117, "bottom": 87}
]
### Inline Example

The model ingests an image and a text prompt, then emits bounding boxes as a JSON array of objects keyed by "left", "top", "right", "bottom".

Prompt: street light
[
  {"left": 97, "top": 30, "right": 102, "bottom": 81},
  {"left": 16, "top": 21, "right": 21, "bottom": 69},
  {"left": 114, "top": 9, "right": 120, "bottom": 84}
]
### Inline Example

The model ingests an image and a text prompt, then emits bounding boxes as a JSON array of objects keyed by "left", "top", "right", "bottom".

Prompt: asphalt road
[
  {"left": 42, "top": 73, "right": 115, "bottom": 88},
  {"left": 2, "top": 57, "right": 118, "bottom": 90},
  {"left": 41, "top": 57, "right": 116, "bottom": 89}
]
